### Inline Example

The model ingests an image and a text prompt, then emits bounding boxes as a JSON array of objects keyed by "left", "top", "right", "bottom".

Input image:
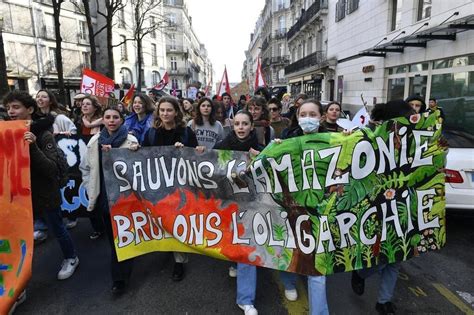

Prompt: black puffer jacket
[
  {"left": 30, "top": 118, "right": 61, "bottom": 213},
  {"left": 214, "top": 130, "right": 263, "bottom": 152}
]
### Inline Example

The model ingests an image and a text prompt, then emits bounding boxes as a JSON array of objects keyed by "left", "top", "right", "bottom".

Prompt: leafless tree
[
  {"left": 129, "top": 0, "right": 165, "bottom": 91},
  {"left": 50, "top": 0, "right": 68, "bottom": 104}
]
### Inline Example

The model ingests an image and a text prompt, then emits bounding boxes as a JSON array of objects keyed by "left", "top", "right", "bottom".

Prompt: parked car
[{"left": 437, "top": 96, "right": 474, "bottom": 210}]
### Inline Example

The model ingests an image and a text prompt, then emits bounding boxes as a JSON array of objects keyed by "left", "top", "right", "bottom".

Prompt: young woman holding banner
[
  {"left": 80, "top": 106, "right": 139, "bottom": 295},
  {"left": 214, "top": 110, "right": 264, "bottom": 315},
  {"left": 276, "top": 99, "right": 330, "bottom": 315},
  {"left": 142, "top": 96, "right": 203, "bottom": 282}
]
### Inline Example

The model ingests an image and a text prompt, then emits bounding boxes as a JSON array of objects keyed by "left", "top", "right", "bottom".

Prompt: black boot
[
  {"left": 375, "top": 302, "right": 396, "bottom": 315},
  {"left": 111, "top": 280, "right": 127, "bottom": 295},
  {"left": 351, "top": 271, "right": 365, "bottom": 295},
  {"left": 172, "top": 263, "right": 185, "bottom": 282}
]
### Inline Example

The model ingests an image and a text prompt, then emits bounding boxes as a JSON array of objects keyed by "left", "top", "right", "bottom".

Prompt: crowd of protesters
[{"left": 0, "top": 87, "right": 442, "bottom": 315}]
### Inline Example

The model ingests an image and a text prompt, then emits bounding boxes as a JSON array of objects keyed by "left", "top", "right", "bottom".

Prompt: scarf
[{"left": 98, "top": 124, "right": 128, "bottom": 148}]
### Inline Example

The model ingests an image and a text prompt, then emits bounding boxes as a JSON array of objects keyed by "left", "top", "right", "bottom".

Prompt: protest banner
[
  {"left": 0, "top": 121, "right": 32, "bottom": 313},
  {"left": 56, "top": 134, "right": 91, "bottom": 216},
  {"left": 102, "top": 111, "right": 447, "bottom": 276},
  {"left": 80, "top": 68, "right": 115, "bottom": 107}
]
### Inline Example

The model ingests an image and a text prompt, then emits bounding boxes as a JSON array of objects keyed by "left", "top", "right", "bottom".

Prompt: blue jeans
[
  {"left": 357, "top": 263, "right": 401, "bottom": 303},
  {"left": 44, "top": 207, "right": 76, "bottom": 259},
  {"left": 280, "top": 272, "right": 329, "bottom": 315},
  {"left": 236, "top": 263, "right": 256, "bottom": 305}
]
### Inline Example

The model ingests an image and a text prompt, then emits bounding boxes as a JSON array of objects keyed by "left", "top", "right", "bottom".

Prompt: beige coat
[{"left": 80, "top": 133, "right": 138, "bottom": 211}]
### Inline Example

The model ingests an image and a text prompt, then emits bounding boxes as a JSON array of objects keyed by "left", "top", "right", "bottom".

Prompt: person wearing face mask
[{"left": 276, "top": 99, "right": 330, "bottom": 315}]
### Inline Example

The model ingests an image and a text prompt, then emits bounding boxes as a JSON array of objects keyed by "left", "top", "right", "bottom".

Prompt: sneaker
[
  {"left": 376, "top": 302, "right": 396, "bottom": 315},
  {"left": 65, "top": 218, "right": 78, "bottom": 229},
  {"left": 57, "top": 257, "right": 79, "bottom": 280},
  {"left": 33, "top": 230, "right": 48, "bottom": 243},
  {"left": 238, "top": 304, "right": 258, "bottom": 315},
  {"left": 8, "top": 290, "right": 26, "bottom": 315},
  {"left": 284, "top": 288, "right": 298, "bottom": 301},
  {"left": 172, "top": 262, "right": 185, "bottom": 281},
  {"left": 351, "top": 271, "right": 365, "bottom": 296},
  {"left": 229, "top": 266, "right": 237, "bottom": 278},
  {"left": 89, "top": 231, "right": 103, "bottom": 240}
]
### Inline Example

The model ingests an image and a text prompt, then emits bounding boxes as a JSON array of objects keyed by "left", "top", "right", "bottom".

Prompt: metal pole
[{"left": 0, "top": 17, "right": 10, "bottom": 98}]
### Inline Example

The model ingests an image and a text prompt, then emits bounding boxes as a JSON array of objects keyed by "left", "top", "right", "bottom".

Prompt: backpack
[
  {"left": 55, "top": 146, "right": 70, "bottom": 188},
  {"left": 39, "top": 131, "right": 70, "bottom": 188}
]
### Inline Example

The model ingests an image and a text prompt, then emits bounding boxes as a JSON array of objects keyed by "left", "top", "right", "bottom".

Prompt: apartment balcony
[
  {"left": 169, "top": 67, "right": 192, "bottom": 77},
  {"left": 271, "top": 55, "right": 290, "bottom": 65},
  {"left": 166, "top": 45, "right": 187, "bottom": 53},
  {"left": 287, "top": 0, "right": 328, "bottom": 41},
  {"left": 261, "top": 37, "right": 270, "bottom": 51},
  {"left": 274, "top": 3, "right": 288, "bottom": 13},
  {"left": 285, "top": 51, "right": 326, "bottom": 75},
  {"left": 273, "top": 28, "right": 287, "bottom": 40},
  {"left": 163, "top": 0, "right": 183, "bottom": 6}
]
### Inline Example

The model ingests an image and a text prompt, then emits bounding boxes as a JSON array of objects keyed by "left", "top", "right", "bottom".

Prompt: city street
[{"left": 15, "top": 213, "right": 474, "bottom": 314}]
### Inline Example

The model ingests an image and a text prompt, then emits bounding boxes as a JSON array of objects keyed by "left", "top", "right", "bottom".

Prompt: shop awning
[{"left": 338, "top": 14, "right": 474, "bottom": 63}]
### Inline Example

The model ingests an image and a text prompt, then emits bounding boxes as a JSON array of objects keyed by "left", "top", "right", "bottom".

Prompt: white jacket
[{"left": 80, "top": 133, "right": 138, "bottom": 211}]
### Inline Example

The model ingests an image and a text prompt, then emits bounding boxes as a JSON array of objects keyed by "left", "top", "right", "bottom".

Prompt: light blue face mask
[{"left": 298, "top": 117, "right": 320, "bottom": 133}]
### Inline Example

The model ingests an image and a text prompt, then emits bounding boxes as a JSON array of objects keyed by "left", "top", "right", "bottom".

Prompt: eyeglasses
[{"left": 269, "top": 107, "right": 279, "bottom": 112}]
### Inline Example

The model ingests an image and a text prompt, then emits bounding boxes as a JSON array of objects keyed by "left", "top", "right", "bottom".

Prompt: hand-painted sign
[
  {"left": 0, "top": 121, "right": 32, "bottom": 314},
  {"left": 56, "top": 134, "right": 91, "bottom": 215},
  {"left": 102, "top": 111, "right": 447, "bottom": 276}
]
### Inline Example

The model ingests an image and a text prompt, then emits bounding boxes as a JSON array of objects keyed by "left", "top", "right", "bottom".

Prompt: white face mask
[{"left": 298, "top": 117, "right": 320, "bottom": 133}]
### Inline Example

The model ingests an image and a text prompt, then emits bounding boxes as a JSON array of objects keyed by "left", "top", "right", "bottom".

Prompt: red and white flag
[
  {"left": 216, "top": 66, "right": 231, "bottom": 98},
  {"left": 254, "top": 58, "right": 266, "bottom": 91},
  {"left": 121, "top": 84, "right": 135, "bottom": 105},
  {"left": 80, "top": 68, "right": 115, "bottom": 97},
  {"left": 153, "top": 71, "right": 169, "bottom": 90}
]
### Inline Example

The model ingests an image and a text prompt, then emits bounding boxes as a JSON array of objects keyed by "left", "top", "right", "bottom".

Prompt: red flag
[
  {"left": 121, "top": 84, "right": 135, "bottom": 105},
  {"left": 216, "top": 66, "right": 231, "bottom": 98},
  {"left": 254, "top": 58, "right": 266, "bottom": 91},
  {"left": 80, "top": 68, "right": 115, "bottom": 97},
  {"left": 153, "top": 71, "right": 169, "bottom": 90}
]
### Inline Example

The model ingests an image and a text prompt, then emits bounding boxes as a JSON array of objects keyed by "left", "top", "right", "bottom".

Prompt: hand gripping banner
[{"left": 102, "top": 111, "right": 447, "bottom": 276}]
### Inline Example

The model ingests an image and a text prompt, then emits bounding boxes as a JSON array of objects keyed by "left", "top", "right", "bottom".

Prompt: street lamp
[{"left": 0, "top": 16, "right": 10, "bottom": 98}]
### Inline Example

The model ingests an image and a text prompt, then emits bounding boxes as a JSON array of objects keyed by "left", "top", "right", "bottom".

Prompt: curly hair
[
  {"left": 3, "top": 90, "right": 38, "bottom": 112},
  {"left": 246, "top": 96, "right": 269, "bottom": 121},
  {"left": 153, "top": 97, "right": 184, "bottom": 129}
]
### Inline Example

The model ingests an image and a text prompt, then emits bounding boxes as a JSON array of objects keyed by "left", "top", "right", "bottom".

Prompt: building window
[
  {"left": 347, "top": 0, "right": 359, "bottom": 14},
  {"left": 168, "top": 13, "right": 176, "bottom": 25},
  {"left": 278, "top": 43, "right": 284, "bottom": 57},
  {"left": 48, "top": 48, "right": 57, "bottom": 72},
  {"left": 335, "top": 0, "right": 346, "bottom": 22},
  {"left": 170, "top": 34, "right": 176, "bottom": 49},
  {"left": 151, "top": 44, "right": 158, "bottom": 66},
  {"left": 278, "top": 15, "right": 285, "bottom": 32},
  {"left": 172, "top": 78, "right": 179, "bottom": 89},
  {"left": 118, "top": 8, "right": 125, "bottom": 28},
  {"left": 152, "top": 71, "right": 161, "bottom": 85},
  {"left": 78, "top": 21, "right": 87, "bottom": 41},
  {"left": 390, "top": 0, "right": 403, "bottom": 31},
  {"left": 82, "top": 51, "right": 90, "bottom": 69},
  {"left": 307, "top": 37, "right": 313, "bottom": 54},
  {"left": 170, "top": 56, "right": 177, "bottom": 70},
  {"left": 150, "top": 16, "right": 156, "bottom": 38},
  {"left": 120, "top": 35, "right": 128, "bottom": 61},
  {"left": 409, "top": 76, "right": 427, "bottom": 98},
  {"left": 121, "top": 67, "right": 133, "bottom": 84},
  {"left": 277, "top": 0, "right": 285, "bottom": 10},
  {"left": 387, "top": 78, "right": 405, "bottom": 101},
  {"left": 417, "top": 0, "right": 431, "bottom": 21}
]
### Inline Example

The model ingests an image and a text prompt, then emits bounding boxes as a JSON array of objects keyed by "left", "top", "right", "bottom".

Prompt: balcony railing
[
  {"left": 261, "top": 37, "right": 270, "bottom": 51},
  {"left": 285, "top": 51, "right": 326, "bottom": 75},
  {"left": 169, "top": 67, "right": 192, "bottom": 77},
  {"left": 287, "top": 0, "right": 328, "bottom": 41},
  {"left": 166, "top": 45, "right": 186, "bottom": 53},
  {"left": 271, "top": 55, "right": 290, "bottom": 64},
  {"left": 273, "top": 28, "right": 287, "bottom": 39}
]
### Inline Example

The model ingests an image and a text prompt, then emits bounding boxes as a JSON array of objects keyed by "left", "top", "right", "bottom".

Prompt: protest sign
[
  {"left": 80, "top": 68, "right": 115, "bottom": 98},
  {"left": 102, "top": 111, "right": 447, "bottom": 275},
  {"left": 0, "top": 121, "right": 32, "bottom": 313},
  {"left": 56, "top": 134, "right": 92, "bottom": 215}
]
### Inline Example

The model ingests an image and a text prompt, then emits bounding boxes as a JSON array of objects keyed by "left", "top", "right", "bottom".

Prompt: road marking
[
  {"left": 457, "top": 291, "right": 474, "bottom": 309},
  {"left": 432, "top": 283, "right": 474, "bottom": 315},
  {"left": 408, "top": 286, "right": 428, "bottom": 297},
  {"left": 273, "top": 272, "right": 309, "bottom": 315}
]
